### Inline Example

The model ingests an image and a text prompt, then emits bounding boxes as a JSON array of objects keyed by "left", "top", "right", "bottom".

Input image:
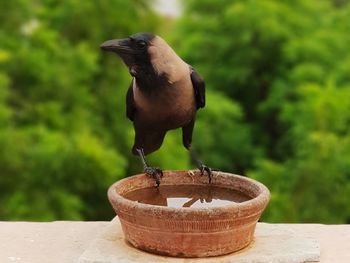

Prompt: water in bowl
[{"left": 123, "top": 184, "right": 252, "bottom": 208}]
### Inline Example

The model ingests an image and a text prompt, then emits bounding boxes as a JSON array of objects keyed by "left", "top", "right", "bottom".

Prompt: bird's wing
[
  {"left": 182, "top": 118, "right": 195, "bottom": 149},
  {"left": 126, "top": 80, "right": 136, "bottom": 121},
  {"left": 190, "top": 66, "right": 206, "bottom": 109}
]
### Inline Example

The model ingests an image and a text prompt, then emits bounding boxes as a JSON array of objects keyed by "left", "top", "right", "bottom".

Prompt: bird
[{"left": 100, "top": 32, "right": 212, "bottom": 186}]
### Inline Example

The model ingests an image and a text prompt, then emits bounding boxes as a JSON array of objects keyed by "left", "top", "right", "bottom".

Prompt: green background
[{"left": 0, "top": 0, "right": 349, "bottom": 223}]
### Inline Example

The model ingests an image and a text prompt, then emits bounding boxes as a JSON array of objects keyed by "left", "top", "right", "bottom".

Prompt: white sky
[{"left": 153, "top": 0, "right": 182, "bottom": 17}]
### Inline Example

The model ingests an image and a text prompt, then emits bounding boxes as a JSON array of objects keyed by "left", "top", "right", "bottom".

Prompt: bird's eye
[{"left": 137, "top": 40, "right": 147, "bottom": 49}]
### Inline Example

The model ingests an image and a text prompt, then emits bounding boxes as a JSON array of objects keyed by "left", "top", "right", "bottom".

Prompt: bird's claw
[
  {"left": 199, "top": 164, "right": 213, "bottom": 183},
  {"left": 144, "top": 167, "right": 163, "bottom": 187}
]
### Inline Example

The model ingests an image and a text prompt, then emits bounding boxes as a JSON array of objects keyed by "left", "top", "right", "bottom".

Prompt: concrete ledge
[
  {"left": 0, "top": 219, "right": 349, "bottom": 263},
  {"left": 0, "top": 221, "right": 110, "bottom": 263}
]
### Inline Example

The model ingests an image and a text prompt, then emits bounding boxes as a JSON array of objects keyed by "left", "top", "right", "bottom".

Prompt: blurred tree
[
  {"left": 177, "top": 0, "right": 350, "bottom": 223},
  {"left": 193, "top": 91, "right": 256, "bottom": 173},
  {"left": 1, "top": 0, "right": 350, "bottom": 223},
  {"left": 0, "top": 0, "right": 165, "bottom": 220}
]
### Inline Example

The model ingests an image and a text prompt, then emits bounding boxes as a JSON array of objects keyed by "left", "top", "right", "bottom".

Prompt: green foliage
[
  {"left": 0, "top": 0, "right": 159, "bottom": 220},
  {"left": 178, "top": 0, "right": 350, "bottom": 223},
  {"left": 193, "top": 91, "right": 256, "bottom": 173},
  {"left": 1, "top": 0, "right": 350, "bottom": 223}
]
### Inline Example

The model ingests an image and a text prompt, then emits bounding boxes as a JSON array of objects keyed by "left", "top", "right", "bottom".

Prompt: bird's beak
[{"left": 100, "top": 38, "right": 131, "bottom": 53}]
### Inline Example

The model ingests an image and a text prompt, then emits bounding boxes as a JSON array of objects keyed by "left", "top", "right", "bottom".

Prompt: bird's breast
[{"left": 133, "top": 77, "right": 196, "bottom": 130}]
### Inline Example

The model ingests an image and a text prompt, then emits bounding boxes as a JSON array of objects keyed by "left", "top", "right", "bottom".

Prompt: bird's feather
[
  {"left": 190, "top": 67, "right": 206, "bottom": 109},
  {"left": 132, "top": 129, "right": 166, "bottom": 155},
  {"left": 126, "top": 80, "right": 136, "bottom": 121},
  {"left": 182, "top": 118, "right": 195, "bottom": 150}
]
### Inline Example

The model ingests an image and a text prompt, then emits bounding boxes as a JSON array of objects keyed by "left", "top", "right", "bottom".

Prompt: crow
[{"left": 101, "top": 32, "right": 212, "bottom": 186}]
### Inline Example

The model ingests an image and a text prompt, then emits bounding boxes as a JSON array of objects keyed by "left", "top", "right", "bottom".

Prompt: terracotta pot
[{"left": 108, "top": 170, "right": 270, "bottom": 257}]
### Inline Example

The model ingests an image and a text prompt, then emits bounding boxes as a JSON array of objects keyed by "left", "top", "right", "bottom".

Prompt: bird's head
[
  {"left": 100, "top": 32, "right": 156, "bottom": 77},
  {"left": 101, "top": 32, "right": 183, "bottom": 82}
]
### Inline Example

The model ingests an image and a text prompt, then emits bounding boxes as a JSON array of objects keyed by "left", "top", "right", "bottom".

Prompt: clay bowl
[{"left": 108, "top": 170, "right": 270, "bottom": 258}]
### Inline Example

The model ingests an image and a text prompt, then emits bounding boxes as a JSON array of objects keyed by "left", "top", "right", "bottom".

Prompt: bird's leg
[
  {"left": 182, "top": 198, "right": 199, "bottom": 208},
  {"left": 190, "top": 148, "right": 214, "bottom": 183},
  {"left": 136, "top": 148, "right": 163, "bottom": 187}
]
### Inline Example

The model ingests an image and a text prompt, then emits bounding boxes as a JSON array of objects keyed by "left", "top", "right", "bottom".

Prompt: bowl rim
[{"left": 108, "top": 170, "right": 270, "bottom": 215}]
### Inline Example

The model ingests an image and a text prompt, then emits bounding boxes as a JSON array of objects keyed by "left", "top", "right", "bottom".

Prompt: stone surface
[
  {"left": 78, "top": 217, "right": 320, "bottom": 263},
  {"left": 0, "top": 220, "right": 349, "bottom": 263},
  {"left": 0, "top": 221, "right": 110, "bottom": 263}
]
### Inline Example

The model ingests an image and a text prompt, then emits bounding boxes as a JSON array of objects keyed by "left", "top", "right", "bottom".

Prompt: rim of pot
[{"left": 108, "top": 171, "right": 270, "bottom": 217}]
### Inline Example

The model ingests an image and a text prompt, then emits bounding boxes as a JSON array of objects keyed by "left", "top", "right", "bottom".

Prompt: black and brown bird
[{"left": 101, "top": 32, "right": 212, "bottom": 186}]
